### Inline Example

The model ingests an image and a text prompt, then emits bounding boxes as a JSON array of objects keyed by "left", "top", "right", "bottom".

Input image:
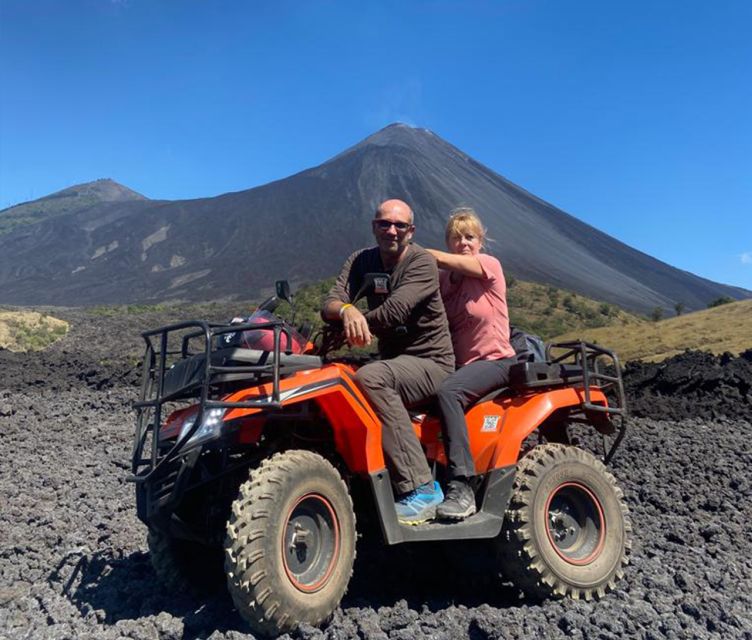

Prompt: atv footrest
[
  {"left": 397, "top": 511, "right": 504, "bottom": 542},
  {"left": 369, "top": 466, "right": 516, "bottom": 545}
]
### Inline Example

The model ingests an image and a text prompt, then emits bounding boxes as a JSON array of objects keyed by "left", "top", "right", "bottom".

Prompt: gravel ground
[{"left": 1, "top": 307, "right": 751, "bottom": 639}]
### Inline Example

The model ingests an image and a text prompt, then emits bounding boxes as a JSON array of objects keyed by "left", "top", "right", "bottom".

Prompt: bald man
[{"left": 323, "top": 199, "right": 455, "bottom": 524}]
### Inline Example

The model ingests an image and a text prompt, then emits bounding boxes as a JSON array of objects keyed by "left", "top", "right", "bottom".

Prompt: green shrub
[
  {"left": 4, "top": 318, "right": 68, "bottom": 351},
  {"left": 707, "top": 296, "right": 735, "bottom": 309}
]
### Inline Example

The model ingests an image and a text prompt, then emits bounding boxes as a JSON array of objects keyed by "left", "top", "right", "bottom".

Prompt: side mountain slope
[{"left": 552, "top": 299, "right": 752, "bottom": 362}]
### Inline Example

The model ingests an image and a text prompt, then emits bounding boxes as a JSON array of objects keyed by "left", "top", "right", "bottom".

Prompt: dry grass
[
  {"left": 0, "top": 310, "right": 69, "bottom": 351},
  {"left": 551, "top": 299, "right": 752, "bottom": 362}
]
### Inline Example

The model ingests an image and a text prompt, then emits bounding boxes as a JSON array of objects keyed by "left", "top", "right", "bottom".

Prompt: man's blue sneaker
[{"left": 395, "top": 481, "right": 444, "bottom": 525}]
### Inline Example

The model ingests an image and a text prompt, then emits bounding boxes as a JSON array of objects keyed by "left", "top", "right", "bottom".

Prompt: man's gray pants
[{"left": 355, "top": 355, "right": 451, "bottom": 495}]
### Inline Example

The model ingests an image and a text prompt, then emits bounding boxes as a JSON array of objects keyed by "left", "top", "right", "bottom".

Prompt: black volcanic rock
[
  {"left": 1, "top": 309, "right": 752, "bottom": 639},
  {"left": 622, "top": 349, "right": 752, "bottom": 422},
  {"left": 0, "top": 125, "right": 749, "bottom": 310}
]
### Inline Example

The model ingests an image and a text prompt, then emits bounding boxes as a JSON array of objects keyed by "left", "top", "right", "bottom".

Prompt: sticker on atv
[{"left": 481, "top": 415, "right": 500, "bottom": 432}]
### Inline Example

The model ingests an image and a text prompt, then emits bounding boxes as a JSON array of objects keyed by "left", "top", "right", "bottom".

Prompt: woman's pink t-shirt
[{"left": 439, "top": 253, "right": 515, "bottom": 367}]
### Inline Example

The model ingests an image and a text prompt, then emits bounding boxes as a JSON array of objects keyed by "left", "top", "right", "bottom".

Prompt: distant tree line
[{"left": 707, "top": 296, "right": 735, "bottom": 308}]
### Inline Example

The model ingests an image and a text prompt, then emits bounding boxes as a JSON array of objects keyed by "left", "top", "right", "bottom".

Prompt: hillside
[
  {"left": 505, "top": 279, "right": 642, "bottom": 338},
  {"left": 31, "top": 277, "right": 638, "bottom": 357},
  {"left": 552, "top": 299, "right": 752, "bottom": 362},
  {"left": 0, "top": 125, "right": 748, "bottom": 311},
  {"left": 0, "top": 178, "right": 146, "bottom": 236},
  {"left": 259, "top": 276, "right": 643, "bottom": 344}
]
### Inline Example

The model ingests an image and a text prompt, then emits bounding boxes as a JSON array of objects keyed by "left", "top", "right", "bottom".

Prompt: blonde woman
[{"left": 426, "top": 208, "right": 516, "bottom": 520}]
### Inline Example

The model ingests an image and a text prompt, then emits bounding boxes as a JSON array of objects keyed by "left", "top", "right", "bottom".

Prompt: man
[{"left": 322, "top": 199, "right": 455, "bottom": 524}]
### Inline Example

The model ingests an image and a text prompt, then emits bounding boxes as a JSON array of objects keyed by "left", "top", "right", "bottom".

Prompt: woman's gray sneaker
[{"left": 436, "top": 479, "right": 477, "bottom": 520}]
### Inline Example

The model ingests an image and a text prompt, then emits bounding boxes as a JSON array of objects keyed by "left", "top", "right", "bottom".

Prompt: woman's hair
[{"left": 445, "top": 207, "right": 487, "bottom": 248}]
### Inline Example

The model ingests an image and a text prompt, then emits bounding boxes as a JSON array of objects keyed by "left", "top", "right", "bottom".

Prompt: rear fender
[
  {"left": 415, "top": 387, "right": 608, "bottom": 473},
  {"left": 487, "top": 387, "right": 608, "bottom": 468},
  {"left": 222, "top": 363, "right": 385, "bottom": 473}
]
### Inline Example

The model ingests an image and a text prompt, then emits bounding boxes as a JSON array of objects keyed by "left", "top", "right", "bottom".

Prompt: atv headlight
[{"left": 178, "top": 408, "right": 226, "bottom": 446}]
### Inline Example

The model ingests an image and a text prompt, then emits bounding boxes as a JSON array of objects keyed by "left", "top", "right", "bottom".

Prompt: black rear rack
[
  {"left": 545, "top": 340, "right": 627, "bottom": 416},
  {"left": 546, "top": 340, "right": 628, "bottom": 462},
  {"left": 129, "top": 318, "right": 292, "bottom": 484}
]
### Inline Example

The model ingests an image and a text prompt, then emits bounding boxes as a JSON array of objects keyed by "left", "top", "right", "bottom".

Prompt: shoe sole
[
  {"left": 436, "top": 505, "right": 477, "bottom": 521},
  {"left": 397, "top": 506, "right": 438, "bottom": 526}
]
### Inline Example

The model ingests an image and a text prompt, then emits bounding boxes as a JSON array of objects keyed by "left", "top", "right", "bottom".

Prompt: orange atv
[{"left": 130, "top": 277, "right": 631, "bottom": 637}]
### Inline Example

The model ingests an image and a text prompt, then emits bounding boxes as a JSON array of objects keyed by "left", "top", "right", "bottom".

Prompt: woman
[{"left": 426, "top": 208, "right": 516, "bottom": 521}]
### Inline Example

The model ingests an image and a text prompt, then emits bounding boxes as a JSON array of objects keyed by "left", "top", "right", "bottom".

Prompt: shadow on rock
[
  {"left": 49, "top": 549, "right": 245, "bottom": 639},
  {"left": 343, "top": 538, "right": 526, "bottom": 611}
]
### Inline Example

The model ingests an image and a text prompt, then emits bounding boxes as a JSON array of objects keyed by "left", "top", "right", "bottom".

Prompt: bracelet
[{"left": 339, "top": 303, "right": 353, "bottom": 319}]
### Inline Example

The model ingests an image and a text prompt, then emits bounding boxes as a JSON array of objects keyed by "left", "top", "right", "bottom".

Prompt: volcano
[{"left": 0, "top": 124, "right": 748, "bottom": 311}]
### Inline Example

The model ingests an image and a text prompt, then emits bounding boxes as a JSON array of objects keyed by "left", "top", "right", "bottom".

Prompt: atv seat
[
  {"left": 162, "top": 347, "right": 323, "bottom": 400},
  {"left": 509, "top": 361, "right": 584, "bottom": 388},
  {"left": 473, "top": 361, "right": 585, "bottom": 406}
]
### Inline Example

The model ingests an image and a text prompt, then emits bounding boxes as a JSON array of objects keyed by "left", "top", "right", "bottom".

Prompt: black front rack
[{"left": 129, "top": 318, "right": 293, "bottom": 484}]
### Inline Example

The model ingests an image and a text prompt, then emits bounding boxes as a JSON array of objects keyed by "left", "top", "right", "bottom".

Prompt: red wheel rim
[
  {"left": 544, "top": 481, "right": 606, "bottom": 565},
  {"left": 281, "top": 493, "right": 340, "bottom": 593}
]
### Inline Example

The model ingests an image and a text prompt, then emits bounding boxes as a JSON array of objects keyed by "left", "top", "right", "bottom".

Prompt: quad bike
[{"left": 130, "top": 276, "right": 631, "bottom": 637}]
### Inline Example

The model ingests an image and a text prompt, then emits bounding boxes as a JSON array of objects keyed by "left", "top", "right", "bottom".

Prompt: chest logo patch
[
  {"left": 481, "top": 415, "right": 500, "bottom": 432},
  {"left": 374, "top": 276, "right": 389, "bottom": 295}
]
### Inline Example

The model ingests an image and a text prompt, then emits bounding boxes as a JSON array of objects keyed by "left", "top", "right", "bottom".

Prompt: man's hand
[{"left": 341, "top": 305, "right": 372, "bottom": 347}]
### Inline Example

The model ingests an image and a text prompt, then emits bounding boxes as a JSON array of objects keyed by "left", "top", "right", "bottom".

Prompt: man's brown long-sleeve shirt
[{"left": 324, "top": 244, "right": 455, "bottom": 370}]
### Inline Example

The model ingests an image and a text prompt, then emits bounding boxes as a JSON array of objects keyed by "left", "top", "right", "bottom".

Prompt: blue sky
[{"left": 1, "top": 0, "right": 750, "bottom": 290}]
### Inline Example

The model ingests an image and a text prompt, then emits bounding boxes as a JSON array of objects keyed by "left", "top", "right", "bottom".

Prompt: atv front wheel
[
  {"left": 498, "top": 443, "right": 631, "bottom": 600},
  {"left": 224, "top": 450, "right": 356, "bottom": 636},
  {"left": 147, "top": 529, "right": 223, "bottom": 593}
]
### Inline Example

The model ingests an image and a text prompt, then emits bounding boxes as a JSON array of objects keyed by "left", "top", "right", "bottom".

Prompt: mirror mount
[
  {"left": 275, "top": 280, "right": 296, "bottom": 325},
  {"left": 275, "top": 280, "right": 292, "bottom": 303}
]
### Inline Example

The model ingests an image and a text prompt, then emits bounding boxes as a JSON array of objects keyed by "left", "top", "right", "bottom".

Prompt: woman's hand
[{"left": 342, "top": 305, "right": 372, "bottom": 346}]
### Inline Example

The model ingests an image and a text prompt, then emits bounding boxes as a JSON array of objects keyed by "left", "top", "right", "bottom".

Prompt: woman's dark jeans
[{"left": 436, "top": 357, "right": 517, "bottom": 479}]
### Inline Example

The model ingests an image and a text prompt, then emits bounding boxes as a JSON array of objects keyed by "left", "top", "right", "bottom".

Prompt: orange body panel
[
  {"left": 223, "top": 363, "right": 385, "bottom": 473},
  {"left": 415, "top": 386, "right": 609, "bottom": 471},
  {"left": 170, "top": 362, "right": 609, "bottom": 477}
]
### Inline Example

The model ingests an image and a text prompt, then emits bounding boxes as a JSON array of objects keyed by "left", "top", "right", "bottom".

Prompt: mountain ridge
[
  {"left": 2, "top": 177, "right": 146, "bottom": 212},
  {"left": 0, "top": 124, "right": 748, "bottom": 311}
]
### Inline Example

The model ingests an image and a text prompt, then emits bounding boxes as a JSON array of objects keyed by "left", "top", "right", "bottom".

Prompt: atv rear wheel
[
  {"left": 498, "top": 443, "right": 631, "bottom": 600},
  {"left": 224, "top": 450, "right": 356, "bottom": 636}
]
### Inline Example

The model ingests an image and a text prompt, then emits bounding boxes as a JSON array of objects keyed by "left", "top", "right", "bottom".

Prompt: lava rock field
[{"left": 1, "top": 307, "right": 750, "bottom": 639}]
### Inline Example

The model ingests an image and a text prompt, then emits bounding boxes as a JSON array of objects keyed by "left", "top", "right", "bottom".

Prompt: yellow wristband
[{"left": 339, "top": 303, "right": 353, "bottom": 319}]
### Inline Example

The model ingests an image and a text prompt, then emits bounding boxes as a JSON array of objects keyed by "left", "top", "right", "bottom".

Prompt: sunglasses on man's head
[{"left": 373, "top": 219, "right": 412, "bottom": 231}]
